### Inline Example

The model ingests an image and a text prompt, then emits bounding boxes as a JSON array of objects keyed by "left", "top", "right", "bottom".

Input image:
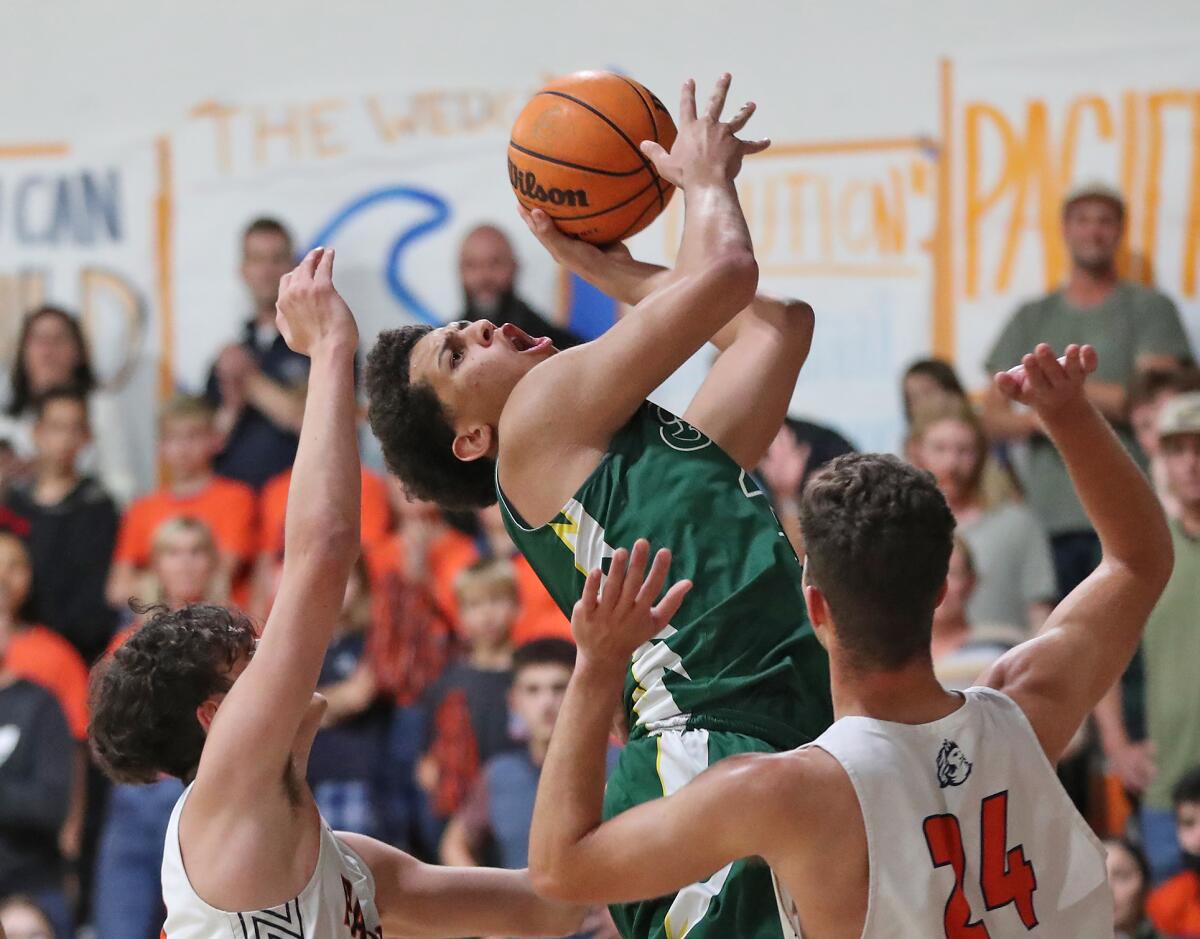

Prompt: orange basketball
[{"left": 508, "top": 71, "right": 677, "bottom": 245}]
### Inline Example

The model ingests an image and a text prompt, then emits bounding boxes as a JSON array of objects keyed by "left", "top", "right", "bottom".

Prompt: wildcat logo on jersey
[
  {"left": 936, "top": 739, "right": 973, "bottom": 788},
  {"left": 654, "top": 406, "right": 711, "bottom": 452},
  {"left": 342, "top": 876, "right": 382, "bottom": 939}
]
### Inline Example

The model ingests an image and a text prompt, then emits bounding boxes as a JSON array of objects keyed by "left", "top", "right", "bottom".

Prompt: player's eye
[{"left": 450, "top": 349, "right": 464, "bottom": 367}]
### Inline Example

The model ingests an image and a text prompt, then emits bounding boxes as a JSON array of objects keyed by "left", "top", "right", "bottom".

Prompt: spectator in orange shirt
[
  {"left": 365, "top": 478, "right": 476, "bottom": 630},
  {"left": 366, "top": 479, "right": 473, "bottom": 852},
  {"left": 1148, "top": 767, "right": 1200, "bottom": 937},
  {"left": 93, "top": 516, "right": 225, "bottom": 939},
  {"left": 477, "top": 503, "right": 570, "bottom": 643},
  {"left": 0, "top": 530, "right": 89, "bottom": 899},
  {"left": 107, "top": 396, "right": 255, "bottom": 612},
  {"left": 251, "top": 463, "right": 390, "bottom": 618}
]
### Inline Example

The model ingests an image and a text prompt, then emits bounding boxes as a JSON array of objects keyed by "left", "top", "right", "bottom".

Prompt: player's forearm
[
  {"left": 282, "top": 344, "right": 360, "bottom": 567},
  {"left": 676, "top": 181, "right": 757, "bottom": 287},
  {"left": 1040, "top": 398, "right": 1170, "bottom": 578},
  {"left": 576, "top": 254, "right": 673, "bottom": 307},
  {"left": 528, "top": 658, "right": 625, "bottom": 899}
]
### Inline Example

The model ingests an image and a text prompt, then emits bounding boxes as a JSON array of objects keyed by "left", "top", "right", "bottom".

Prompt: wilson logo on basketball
[{"left": 507, "top": 159, "right": 590, "bottom": 208}]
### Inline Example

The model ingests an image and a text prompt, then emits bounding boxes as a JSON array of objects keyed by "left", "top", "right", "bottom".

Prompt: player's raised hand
[
  {"left": 518, "top": 203, "right": 607, "bottom": 271},
  {"left": 994, "top": 343, "right": 1097, "bottom": 419},
  {"left": 571, "top": 539, "right": 692, "bottom": 670},
  {"left": 640, "top": 74, "right": 769, "bottom": 189},
  {"left": 274, "top": 247, "right": 359, "bottom": 357}
]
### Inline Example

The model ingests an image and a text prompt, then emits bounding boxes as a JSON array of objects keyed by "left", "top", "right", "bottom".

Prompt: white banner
[
  {"left": 0, "top": 140, "right": 163, "bottom": 501},
  {"left": 952, "top": 41, "right": 1200, "bottom": 384}
]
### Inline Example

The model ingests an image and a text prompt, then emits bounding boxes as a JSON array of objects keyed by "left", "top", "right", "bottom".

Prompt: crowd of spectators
[{"left": 0, "top": 179, "right": 1198, "bottom": 939}]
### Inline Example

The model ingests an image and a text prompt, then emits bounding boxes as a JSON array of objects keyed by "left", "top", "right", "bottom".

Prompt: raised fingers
[
  {"left": 652, "top": 579, "right": 693, "bottom": 627},
  {"left": 315, "top": 245, "right": 335, "bottom": 282},
  {"left": 679, "top": 78, "right": 697, "bottom": 123},
  {"left": 635, "top": 548, "right": 674, "bottom": 610},
  {"left": 601, "top": 548, "right": 629, "bottom": 613},
  {"left": 727, "top": 100, "right": 756, "bottom": 133},
  {"left": 581, "top": 567, "right": 603, "bottom": 615},
  {"left": 299, "top": 246, "right": 324, "bottom": 278},
  {"left": 619, "top": 540, "right": 651, "bottom": 610},
  {"left": 705, "top": 73, "right": 732, "bottom": 121}
]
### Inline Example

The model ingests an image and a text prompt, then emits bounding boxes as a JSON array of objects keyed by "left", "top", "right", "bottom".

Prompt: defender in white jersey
[
  {"left": 527, "top": 343, "right": 1173, "bottom": 938},
  {"left": 89, "top": 248, "right": 583, "bottom": 939}
]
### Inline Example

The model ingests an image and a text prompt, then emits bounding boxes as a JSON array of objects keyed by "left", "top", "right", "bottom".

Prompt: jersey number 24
[{"left": 922, "top": 791, "right": 1038, "bottom": 937}]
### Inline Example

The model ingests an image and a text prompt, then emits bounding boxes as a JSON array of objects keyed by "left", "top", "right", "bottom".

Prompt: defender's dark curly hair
[
  {"left": 88, "top": 603, "right": 257, "bottom": 784},
  {"left": 365, "top": 325, "right": 498, "bottom": 510},
  {"left": 800, "top": 453, "right": 955, "bottom": 670}
]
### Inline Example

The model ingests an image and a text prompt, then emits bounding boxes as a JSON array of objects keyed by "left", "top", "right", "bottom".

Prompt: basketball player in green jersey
[{"left": 366, "top": 74, "right": 832, "bottom": 939}]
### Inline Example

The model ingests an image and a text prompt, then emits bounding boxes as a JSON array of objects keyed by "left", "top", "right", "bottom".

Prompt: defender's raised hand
[
  {"left": 639, "top": 74, "right": 770, "bottom": 189},
  {"left": 275, "top": 247, "right": 359, "bottom": 357},
  {"left": 571, "top": 539, "right": 692, "bottom": 670},
  {"left": 994, "top": 343, "right": 1097, "bottom": 419}
]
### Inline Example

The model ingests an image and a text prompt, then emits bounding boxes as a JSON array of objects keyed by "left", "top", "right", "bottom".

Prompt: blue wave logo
[{"left": 303, "top": 186, "right": 451, "bottom": 326}]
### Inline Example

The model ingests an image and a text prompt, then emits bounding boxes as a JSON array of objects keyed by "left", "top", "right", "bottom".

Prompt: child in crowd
[
  {"left": 1105, "top": 837, "right": 1159, "bottom": 939},
  {"left": 92, "top": 516, "right": 227, "bottom": 939},
  {"left": 0, "top": 530, "right": 89, "bottom": 892},
  {"left": 307, "top": 557, "right": 387, "bottom": 838},
  {"left": 0, "top": 895, "right": 59, "bottom": 939},
  {"left": 476, "top": 503, "right": 571, "bottom": 643},
  {"left": 418, "top": 559, "right": 522, "bottom": 841},
  {"left": 1147, "top": 767, "right": 1200, "bottom": 936},
  {"left": 3, "top": 390, "right": 117, "bottom": 663},
  {"left": 107, "top": 396, "right": 255, "bottom": 611},
  {"left": 365, "top": 481, "right": 472, "bottom": 853},
  {"left": 253, "top": 462, "right": 391, "bottom": 617},
  {"left": 929, "top": 537, "right": 1025, "bottom": 691},
  {"left": 440, "top": 638, "right": 621, "bottom": 939}
]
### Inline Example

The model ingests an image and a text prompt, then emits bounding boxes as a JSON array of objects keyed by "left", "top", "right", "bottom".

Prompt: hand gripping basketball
[{"left": 639, "top": 74, "right": 770, "bottom": 189}]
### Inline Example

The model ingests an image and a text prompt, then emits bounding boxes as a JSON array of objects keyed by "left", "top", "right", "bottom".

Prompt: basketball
[{"left": 507, "top": 71, "right": 678, "bottom": 245}]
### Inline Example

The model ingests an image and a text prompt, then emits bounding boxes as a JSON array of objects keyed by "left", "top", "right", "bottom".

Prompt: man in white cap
[
  {"left": 1096, "top": 391, "right": 1200, "bottom": 884},
  {"left": 982, "top": 181, "right": 1193, "bottom": 600}
]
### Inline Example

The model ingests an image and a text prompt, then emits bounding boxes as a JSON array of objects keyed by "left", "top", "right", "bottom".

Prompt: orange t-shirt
[
  {"left": 1148, "top": 870, "right": 1200, "bottom": 936},
  {"left": 114, "top": 477, "right": 258, "bottom": 567},
  {"left": 511, "top": 555, "right": 572, "bottom": 644},
  {"left": 365, "top": 529, "right": 479, "bottom": 627},
  {"left": 259, "top": 467, "right": 391, "bottom": 556},
  {"left": 6, "top": 625, "right": 90, "bottom": 741}
]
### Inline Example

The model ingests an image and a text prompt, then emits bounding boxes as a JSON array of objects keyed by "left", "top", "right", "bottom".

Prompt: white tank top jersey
[
  {"left": 161, "top": 784, "right": 383, "bottom": 939},
  {"left": 797, "top": 686, "right": 1112, "bottom": 939}
]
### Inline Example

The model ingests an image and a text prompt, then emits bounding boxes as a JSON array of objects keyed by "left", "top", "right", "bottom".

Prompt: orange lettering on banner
[
  {"left": 254, "top": 107, "right": 303, "bottom": 167},
  {"left": 964, "top": 101, "right": 1021, "bottom": 298},
  {"left": 1141, "top": 90, "right": 1192, "bottom": 285},
  {"left": 786, "top": 173, "right": 809, "bottom": 256},
  {"left": 839, "top": 181, "right": 873, "bottom": 253},
  {"left": 309, "top": 100, "right": 348, "bottom": 158},
  {"left": 191, "top": 100, "right": 240, "bottom": 174},
  {"left": 1181, "top": 93, "right": 1200, "bottom": 296},
  {"left": 365, "top": 95, "right": 417, "bottom": 142},
  {"left": 876, "top": 168, "right": 906, "bottom": 254},
  {"left": 1119, "top": 91, "right": 1142, "bottom": 283}
]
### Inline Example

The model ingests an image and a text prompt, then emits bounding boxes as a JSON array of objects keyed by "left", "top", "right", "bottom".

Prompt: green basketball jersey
[{"left": 498, "top": 402, "right": 832, "bottom": 750}]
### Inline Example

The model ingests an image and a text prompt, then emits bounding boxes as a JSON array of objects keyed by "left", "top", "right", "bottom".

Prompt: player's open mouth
[{"left": 500, "top": 323, "right": 551, "bottom": 354}]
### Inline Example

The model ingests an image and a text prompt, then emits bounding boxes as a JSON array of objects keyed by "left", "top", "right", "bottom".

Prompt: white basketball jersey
[
  {"left": 805, "top": 687, "right": 1112, "bottom": 938},
  {"left": 161, "top": 784, "right": 383, "bottom": 938}
]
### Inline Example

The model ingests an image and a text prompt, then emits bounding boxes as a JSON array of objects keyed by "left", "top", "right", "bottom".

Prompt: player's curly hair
[
  {"left": 88, "top": 603, "right": 257, "bottom": 784},
  {"left": 365, "top": 325, "right": 498, "bottom": 510},
  {"left": 800, "top": 454, "right": 955, "bottom": 670}
]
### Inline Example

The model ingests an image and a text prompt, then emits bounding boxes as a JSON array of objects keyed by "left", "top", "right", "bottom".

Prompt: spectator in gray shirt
[
  {"left": 910, "top": 399, "right": 1056, "bottom": 634},
  {"left": 982, "top": 181, "right": 1194, "bottom": 597}
]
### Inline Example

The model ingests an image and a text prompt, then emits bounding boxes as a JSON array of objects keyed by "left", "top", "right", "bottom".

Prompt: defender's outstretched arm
[{"left": 982, "top": 344, "right": 1173, "bottom": 761}]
